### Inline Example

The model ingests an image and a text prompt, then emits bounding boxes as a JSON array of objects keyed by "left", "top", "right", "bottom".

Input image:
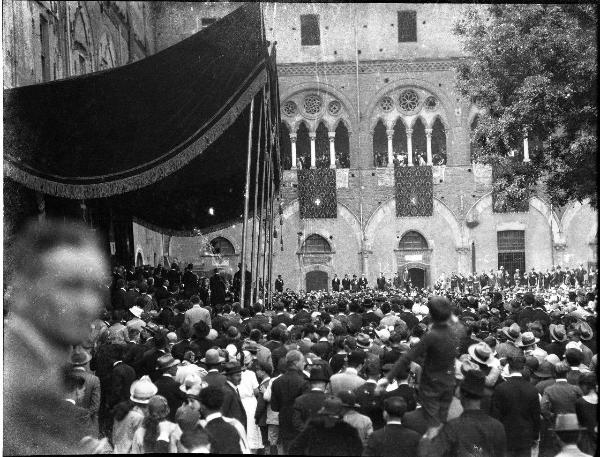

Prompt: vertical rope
[
  {"left": 240, "top": 95, "right": 256, "bottom": 308},
  {"left": 250, "top": 99, "right": 264, "bottom": 305}
]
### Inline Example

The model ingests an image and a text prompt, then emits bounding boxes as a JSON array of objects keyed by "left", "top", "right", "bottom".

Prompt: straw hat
[
  {"left": 468, "top": 342, "right": 495, "bottom": 367},
  {"left": 501, "top": 323, "right": 521, "bottom": 341},
  {"left": 130, "top": 375, "right": 158, "bottom": 404}
]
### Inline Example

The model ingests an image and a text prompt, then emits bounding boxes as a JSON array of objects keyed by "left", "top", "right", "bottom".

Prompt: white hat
[
  {"left": 130, "top": 375, "right": 158, "bottom": 404},
  {"left": 129, "top": 306, "right": 143, "bottom": 318},
  {"left": 179, "top": 373, "right": 203, "bottom": 395},
  {"left": 206, "top": 329, "right": 218, "bottom": 341},
  {"left": 166, "top": 332, "right": 178, "bottom": 343},
  {"left": 375, "top": 328, "right": 390, "bottom": 342}
]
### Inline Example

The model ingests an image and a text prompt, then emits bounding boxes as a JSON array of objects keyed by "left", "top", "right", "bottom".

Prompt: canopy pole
[
  {"left": 240, "top": 95, "right": 256, "bottom": 308},
  {"left": 250, "top": 99, "right": 264, "bottom": 306},
  {"left": 267, "top": 161, "right": 275, "bottom": 307},
  {"left": 258, "top": 93, "right": 270, "bottom": 306}
]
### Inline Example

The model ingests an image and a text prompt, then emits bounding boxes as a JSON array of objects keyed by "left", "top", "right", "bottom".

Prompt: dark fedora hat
[
  {"left": 156, "top": 354, "right": 180, "bottom": 371},
  {"left": 534, "top": 360, "right": 556, "bottom": 379},
  {"left": 309, "top": 366, "right": 329, "bottom": 382}
]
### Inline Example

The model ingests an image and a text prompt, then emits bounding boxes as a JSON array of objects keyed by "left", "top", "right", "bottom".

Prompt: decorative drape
[
  {"left": 297, "top": 169, "right": 337, "bottom": 219},
  {"left": 395, "top": 165, "right": 433, "bottom": 217},
  {"left": 4, "top": 3, "right": 278, "bottom": 233}
]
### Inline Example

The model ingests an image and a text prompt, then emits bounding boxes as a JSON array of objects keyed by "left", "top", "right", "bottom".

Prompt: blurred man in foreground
[{"left": 4, "top": 218, "right": 109, "bottom": 454}]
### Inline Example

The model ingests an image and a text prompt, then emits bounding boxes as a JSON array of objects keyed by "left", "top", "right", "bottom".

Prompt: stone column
[
  {"left": 425, "top": 128, "right": 433, "bottom": 165},
  {"left": 309, "top": 132, "right": 316, "bottom": 169},
  {"left": 290, "top": 133, "right": 297, "bottom": 169},
  {"left": 328, "top": 132, "right": 336, "bottom": 168},
  {"left": 523, "top": 136, "right": 530, "bottom": 162},
  {"left": 386, "top": 129, "right": 394, "bottom": 167},
  {"left": 406, "top": 128, "right": 414, "bottom": 166}
]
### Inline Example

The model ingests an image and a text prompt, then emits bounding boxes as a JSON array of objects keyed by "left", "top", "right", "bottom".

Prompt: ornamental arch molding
[
  {"left": 280, "top": 82, "right": 358, "bottom": 134},
  {"left": 465, "top": 193, "right": 563, "bottom": 242},
  {"left": 281, "top": 199, "right": 362, "bottom": 248},
  {"left": 561, "top": 200, "right": 597, "bottom": 244},
  {"left": 364, "top": 197, "right": 464, "bottom": 248}
]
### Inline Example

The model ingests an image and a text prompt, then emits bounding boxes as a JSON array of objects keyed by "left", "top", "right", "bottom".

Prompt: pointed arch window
[
  {"left": 392, "top": 120, "right": 408, "bottom": 163},
  {"left": 315, "top": 122, "right": 329, "bottom": 169},
  {"left": 432, "top": 117, "right": 447, "bottom": 165},
  {"left": 280, "top": 122, "right": 292, "bottom": 170},
  {"left": 373, "top": 120, "right": 387, "bottom": 167},
  {"left": 335, "top": 121, "right": 350, "bottom": 168},
  {"left": 412, "top": 118, "right": 427, "bottom": 165}
]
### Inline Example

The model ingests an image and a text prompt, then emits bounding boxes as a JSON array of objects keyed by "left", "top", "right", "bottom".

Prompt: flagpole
[
  {"left": 260, "top": 88, "right": 271, "bottom": 306},
  {"left": 240, "top": 95, "right": 256, "bottom": 309},
  {"left": 550, "top": 203, "right": 554, "bottom": 267},
  {"left": 250, "top": 99, "right": 264, "bottom": 305}
]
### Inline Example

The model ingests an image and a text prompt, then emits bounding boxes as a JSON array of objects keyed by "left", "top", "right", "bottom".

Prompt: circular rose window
[
  {"left": 282, "top": 100, "right": 297, "bottom": 117},
  {"left": 380, "top": 96, "right": 394, "bottom": 112},
  {"left": 303, "top": 94, "right": 323, "bottom": 115},
  {"left": 328, "top": 100, "right": 342, "bottom": 116},
  {"left": 399, "top": 89, "right": 420, "bottom": 113},
  {"left": 424, "top": 96, "right": 438, "bottom": 111}
]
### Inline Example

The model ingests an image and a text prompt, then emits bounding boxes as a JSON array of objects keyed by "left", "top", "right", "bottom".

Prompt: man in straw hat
[
  {"left": 200, "top": 348, "right": 227, "bottom": 388},
  {"left": 421, "top": 369, "right": 506, "bottom": 457},
  {"left": 288, "top": 396, "right": 363, "bottom": 456},
  {"left": 550, "top": 414, "right": 591, "bottom": 457},
  {"left": 496, "top": 323, "right": 524, "bottom": 362},
  {"left": 154, "top": 354, "right": 185, "bottom": 421},
  {"left": 70, "top": 346, "right": 101, "bottom": 434}
]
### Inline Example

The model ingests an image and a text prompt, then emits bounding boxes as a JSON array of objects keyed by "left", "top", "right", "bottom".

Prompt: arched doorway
[
  {"left": 306, "top": 270, "right": 328, "bottom": 292},
  {"left": 408, "top": 268, "right": 425, "bottom": 288},
  {"left": 136, "top": 252, "right": 143, "bottom": 267},
  {"left": 395, "top": 231, "right": 432, "bottom": 288}
]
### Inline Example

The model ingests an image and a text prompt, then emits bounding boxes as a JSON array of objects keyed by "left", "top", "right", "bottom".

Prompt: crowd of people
[{"left": 3, "top": 218, "right": 597, "bottom": 456}]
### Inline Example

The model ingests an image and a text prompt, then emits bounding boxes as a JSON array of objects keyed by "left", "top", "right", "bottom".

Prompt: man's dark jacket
[
  {"left": 292, "top": 389, "right": 327, "bottom": 432},
  {"left": 363, "top": 423, "right": 420, "bottom": 457},
  {"left": 288, "top": 416, "right": 363, "bottom": 456},
  {"left": 204, "top": 416, "right": 242, "bottom": 454},
  {"left": 491, "top": 376, "right": 541, "bottom": 450},
  {"left": 221, "top": 382, "right": 247, "bottom": 430},
  {"left": 270, "top": 367, "right": 310, "bottom": 441}
]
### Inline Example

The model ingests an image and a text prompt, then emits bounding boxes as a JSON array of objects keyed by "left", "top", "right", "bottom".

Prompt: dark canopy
[{"left": 4, "top": 2, "right": 279, "bottom": 233}]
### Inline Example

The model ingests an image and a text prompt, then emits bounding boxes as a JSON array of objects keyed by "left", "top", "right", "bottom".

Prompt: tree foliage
[{"left": 454, "top": 4, "right": 597, "bottom": 208}]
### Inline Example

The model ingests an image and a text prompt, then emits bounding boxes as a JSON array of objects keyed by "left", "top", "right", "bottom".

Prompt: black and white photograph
[{"left": 2, "top": 2, "right": 597, "bottom": 455}]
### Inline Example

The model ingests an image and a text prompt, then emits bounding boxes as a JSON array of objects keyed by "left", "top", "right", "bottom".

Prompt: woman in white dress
[{"left": 237, "top": 350, "right": 263, "bottom": 453}]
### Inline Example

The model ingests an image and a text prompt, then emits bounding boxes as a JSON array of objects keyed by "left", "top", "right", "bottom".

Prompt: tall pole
[
  {"left": 260, "top": 96, "right": 272, "bottom": 305},
  {"left": 267, "top": 163, "right": 275, "bottom": 307},
  {"left": 250, "top": 100, "right": 264, "bottom": 304},
  {"left": 240, "top": 95, "right": 256, "bottom": 308},
  {"left": 258, "top": 108, "right": 269, "bottom": 305}
]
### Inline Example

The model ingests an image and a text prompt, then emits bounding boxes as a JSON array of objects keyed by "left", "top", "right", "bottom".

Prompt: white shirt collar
[
  {"left": 386, "top": 420, "right": 402, "bottom": 425},
  {"left": 205, "top": 412, "right": 222, "bottom": 423},
  {"left": 65, "top": 398, "right": 76, "bottom": 405},
  {"left": 505, "top": 372, "right": 523, "bottom": 378}
]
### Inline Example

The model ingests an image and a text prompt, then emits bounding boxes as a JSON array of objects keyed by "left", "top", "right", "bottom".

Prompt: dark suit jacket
[
  {"left": 292, "top": 310, "right": 312, "bottom": 326},
  {"left": 491, "top": 376, "right": 541, "bottom": 450},
  {"left": 342, "top": 278, "right": 351, "bottom": 290},
  {"left": 113, "top": 288, "right": 127, "bottom": 310},
  {"left": 289, "top": 417, "right": 363, "bottom": 456},
  {"left": 363, "top": 423, "right": 420, "bottom": 457},
  {"left": 311, "top": 340, "right": 333, "bottom": 361},
  {"left": 362, "top": 311, "right": 381, "bottom": 327},
  {"left": 204, "top": 370, "right": 227, "bottom": 388},
  {"left": 205, "top": 416, "right": 242, "bottom": 454},
  {"left": 137, "top": 347, "right": 167, "bottom": 380},
  {"left": 347, "top": 313, "right": 363, "bottom": 334},
  {"left": 221, "top": 382, "right": 247, "bottom": 430},
  {"left": 154, "top": 375, "right": 186, "bottom": 421},
  {"left": 271, "top": 368, "right": 310, "bottom": 440},
  {"left": 293, "top": 389, "right": 326, "bottom": 432},
  {"left": 402, "top": 407, "right": 429, "bottom": 436},
  {"left": 209, "top": 274, "right": 227, "bottom": 305},
  {"left": 332, "top": 278, "right": 341, "bottom": 291}
]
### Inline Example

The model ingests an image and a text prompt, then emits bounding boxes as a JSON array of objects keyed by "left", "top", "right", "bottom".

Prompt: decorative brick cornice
[{"left": 278, "top": 58, "right": 465, "bottom": 76}]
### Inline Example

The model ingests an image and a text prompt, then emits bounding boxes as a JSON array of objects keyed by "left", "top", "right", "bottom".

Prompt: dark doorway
[
  {"left": 136, "top": 252, "right": 143, "bottom": 267},
  {"left": 408, "top": 268, "right": 425, "bottom": 288},
  {"left": 306, "top": 270, "right": 328, "bottom": 292}
]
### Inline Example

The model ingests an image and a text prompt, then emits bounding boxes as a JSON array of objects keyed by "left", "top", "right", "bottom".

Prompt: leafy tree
[{"left": 454, "top": 4, "right": 597, "bottom": 208}]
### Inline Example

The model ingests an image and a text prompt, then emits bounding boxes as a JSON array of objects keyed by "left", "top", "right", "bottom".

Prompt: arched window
[
  {"left": 334, "top": 120, "right": 350, "bottom": 168},
  {"left": 315, "top": 122, "right": 329, "bottom": 169},
  {"left": 210, "top": 237, "right": 235, "bottom": 255},
  {"left": 296, "top": 122, "right": 310, "bottom": 169},
  {"left": 399, "top": 231, "right": 428, "bottom": 250},
  {"left": 373, "top": 119, "right": 387, "bottom": 167},
  {"left": 432, "top": 117, "right": 447, "bottom": 165},
  {"left": 302, "top": 234, "right": 331, "bottom": 253},
  {"left": 280, "top": 122, "right": 292, "bottom": 170},
  {"left": 412, "top": 118, "right": 427, "bottom": 166},
  {"left": 392, "top": 119, "right": 408, "bottom": 163}
]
